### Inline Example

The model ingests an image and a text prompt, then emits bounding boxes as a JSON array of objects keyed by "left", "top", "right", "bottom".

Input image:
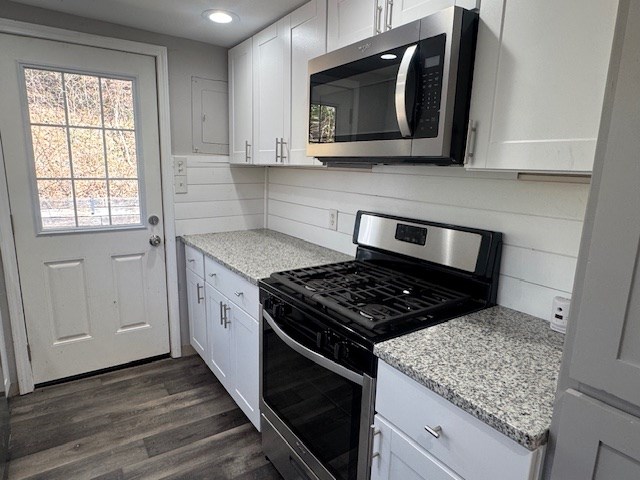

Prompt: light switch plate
[
  {"left": 174, "top": 156, "right": 187, "bottom": 176},
  {"left": 175, "top": 175, "right": 188, "bottom": 194}
]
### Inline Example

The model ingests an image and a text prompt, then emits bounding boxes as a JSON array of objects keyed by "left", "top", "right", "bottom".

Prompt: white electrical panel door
[{"left": 192, "top": 77, "right": 228, "bottom": 155}]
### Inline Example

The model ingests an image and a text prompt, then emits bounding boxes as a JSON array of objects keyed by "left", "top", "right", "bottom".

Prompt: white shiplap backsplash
[
  {"left": 173, "top": 155, "right": 265, "bottom": 236},
  {"left": 266, "top": 165, "right": 589, "bottom": 320}
]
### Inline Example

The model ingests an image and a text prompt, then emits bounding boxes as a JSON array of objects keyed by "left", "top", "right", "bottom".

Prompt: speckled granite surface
[
  {"left": 181, "top": 230, "right": 352, "bottom": 284},
  {"left": 374, "top": 306, "right": 565, "bottom": 450}
]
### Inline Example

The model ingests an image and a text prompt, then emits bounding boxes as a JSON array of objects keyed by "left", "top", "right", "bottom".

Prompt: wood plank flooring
[{"left": 7, "top": 355, "right": 282, "bottom": 480}]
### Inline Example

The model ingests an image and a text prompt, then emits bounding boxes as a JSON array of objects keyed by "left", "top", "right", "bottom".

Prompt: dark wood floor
[{"left": 7, "top": 355, "right": 282, "bottom": 480}]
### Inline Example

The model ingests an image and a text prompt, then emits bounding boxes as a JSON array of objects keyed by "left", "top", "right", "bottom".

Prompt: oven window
[{"left": 264, "top": 327, "right": 362, "bottom": 480}]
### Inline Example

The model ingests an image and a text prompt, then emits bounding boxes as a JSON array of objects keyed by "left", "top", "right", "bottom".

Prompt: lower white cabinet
[
  {"left": 372, "top": 415, "right": 460, "bottom": 480},
  {"left": 186, "top": 268, "right": 207, "bottom": 358},
  {"left": 374, "top": 361, "right": 544, "bottom": 480},
  {"left": 185, "top": 248, "right": 260, "bottom": 431}
]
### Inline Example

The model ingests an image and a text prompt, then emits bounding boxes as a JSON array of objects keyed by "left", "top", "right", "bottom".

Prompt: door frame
[{"left": 0, "top": 18, "right": 181, "bottom": 394}]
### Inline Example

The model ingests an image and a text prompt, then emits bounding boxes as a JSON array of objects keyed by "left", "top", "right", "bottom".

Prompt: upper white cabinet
[
  {"left": 253, "top": 0, "right": 327, "bottom": 165},
  {"left": 228, "top": 38, "right": 253, "bottom": 164},
  {"left": 327, "top": 0, "right": 376, "bottom": 51},
  {"left": 253, "top": 18, "right": 290, "bottom": 165},
  {"left": 326, "top": 0, "right": 477, "bottom": 51},
  {"left": 466, "top": 0, "right": 618, "bottom": 173}
]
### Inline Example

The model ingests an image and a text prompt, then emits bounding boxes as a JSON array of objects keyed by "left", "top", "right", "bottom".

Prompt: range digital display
[{"left": 395, "top": 224, "right": 427, "bottom": 246}]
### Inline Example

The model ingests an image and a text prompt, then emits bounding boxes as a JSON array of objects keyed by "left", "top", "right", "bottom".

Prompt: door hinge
[{"left": 27, "top": 344, "right": 32, "bottom": 362}]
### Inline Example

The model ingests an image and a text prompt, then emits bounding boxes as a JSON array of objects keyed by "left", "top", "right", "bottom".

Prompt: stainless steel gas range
[{"left": 259, "top": 211, "right": 503, "bottom": 480}]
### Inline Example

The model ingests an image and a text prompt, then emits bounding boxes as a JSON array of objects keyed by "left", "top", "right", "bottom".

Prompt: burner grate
[{"left": 272, "top": 261, "right": 471, "bottom": 328}]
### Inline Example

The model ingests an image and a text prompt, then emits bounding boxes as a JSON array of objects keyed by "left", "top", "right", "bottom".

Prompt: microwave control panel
[{"left": 415, "top": 34, "right": 446, "bottom": 139}]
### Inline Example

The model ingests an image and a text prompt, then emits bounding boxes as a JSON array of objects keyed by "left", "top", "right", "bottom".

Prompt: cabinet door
[
  {"left": 288, "top": 0, "right": 327, "bottom": 165},
  {"left": 229, "top": 303, "right": 260, "bottom": 430},
  {"left": 186, "top": 269, "right": 207, "bottom": 358},
  {"left": 253, "top": 18, "right": 290, "bottom": 165},
  {"left": 228, "top": 38, "right": 253, "bottom": 164},
  {"left": 565, "top": 0, "right": 640, "bottom": 407},
  {"left": 327, "top": 0, "right": 377, "bottom": 52},
  {"left": 204, "top": 283, "right": 232, "bottom": 389},
  {"left": 371, "top": 415, "right": 461, "bottom": 480},
  {"left": 388, "top": 0, "right": 477, "bottom": 30},
  {"left": 551, "top": 390, "right": 640, "bottom": 480},
  {"left": 467, "top": 0, "right": 617, "bottom": 172}
]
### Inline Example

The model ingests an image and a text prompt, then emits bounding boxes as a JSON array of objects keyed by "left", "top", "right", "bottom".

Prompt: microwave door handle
[
  {"left": 263, "top": 311, "right": 364, "bottom": 386},
  {"left": 395, "top": 44, "right": 418, "bottom": 138}
]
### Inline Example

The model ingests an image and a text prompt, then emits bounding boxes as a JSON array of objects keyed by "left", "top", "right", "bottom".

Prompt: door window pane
[{"left": 23, "top": 67, "right": 142, "bottom": 231}]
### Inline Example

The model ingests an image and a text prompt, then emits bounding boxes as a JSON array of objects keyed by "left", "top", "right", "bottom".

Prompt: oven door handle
[
  {"left": 395, "top": 43, "right": 418, "bottom": 138},
  {"left": 263, "top": 311, "right": 364, "bottom": 386}
]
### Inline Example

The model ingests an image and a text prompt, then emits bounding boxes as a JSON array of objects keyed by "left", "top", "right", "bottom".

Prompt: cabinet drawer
[
  {"left": 204, "top": 256, "right": 259, "bottom": 318},
  {"left": 185, "top": 245, "right": 204, "bottom": 278},
  {"left": 376, "top": 361, "right": 542, "bottom": 480}
]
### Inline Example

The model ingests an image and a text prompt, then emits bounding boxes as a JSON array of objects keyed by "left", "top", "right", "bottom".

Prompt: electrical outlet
[
  {"left": 174, "top": 156, "right": 187, "bottom": 176},
  {"left": 328, "top": 209, "right": 338, "bottom": 230},
  {"left": 175, "top": 175, "right": 188, "bottom": 194}
]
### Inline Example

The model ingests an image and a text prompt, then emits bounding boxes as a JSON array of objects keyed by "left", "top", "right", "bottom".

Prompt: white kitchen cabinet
[
  {"left": 327, "top": 0, "right": 376, "bottom": 52},
  {"left": 185, "top": 245, "right": 207, "bottom": 358},
  {"left": 229, "top": 303, "right": 260, "bottom": 427},
  {"left": 375, "top": 361, "right": 544, "bottom": 480},
  {"left": 253, "top": 18, "right": 289, "bottom": 165},
  {"left": 204, "top": 283, "right": 231, "bottom": 390},
  {"left": 228, "top": 38, "right": 253, "bottom": 164},
  {"left": 288, "top": 0, "right": 327, "bottom": 165},
  {"left": 465, "top": 0, "right": 617, "bottom": 173},
  {"left": 200, "top": 255, "right": 260, "bottom": 431},
  {"left": 326, "top": 0, "right": 477, "bottom": 51},
  {"left": 252, "top": 0, "right": 326, "bottom": 165},
  {"left": 371, "top": 415, "right": 460, "bottom": 480}
]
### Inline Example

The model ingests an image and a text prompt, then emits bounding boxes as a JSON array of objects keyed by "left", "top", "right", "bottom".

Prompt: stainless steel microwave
[{"left": 307, "top": 6, "right": 478, "bottom": 165}]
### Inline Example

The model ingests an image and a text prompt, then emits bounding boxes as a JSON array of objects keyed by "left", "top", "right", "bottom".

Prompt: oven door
[{"left": 262, "top": 311, "right": 374, "bottom": 480}]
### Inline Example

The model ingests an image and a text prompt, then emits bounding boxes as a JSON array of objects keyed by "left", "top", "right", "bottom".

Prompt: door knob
[{"left": 149, "top": 235, "right": 162, "bottom": 247}]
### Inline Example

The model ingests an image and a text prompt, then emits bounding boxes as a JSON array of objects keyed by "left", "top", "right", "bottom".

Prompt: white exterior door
[{"left": 0, "top": 34, "right": 170, "bottom": 384}]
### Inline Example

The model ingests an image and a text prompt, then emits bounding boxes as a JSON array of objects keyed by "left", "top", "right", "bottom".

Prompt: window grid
[{"left": 24, "top": 67, "right": 142, "bottom": 231}]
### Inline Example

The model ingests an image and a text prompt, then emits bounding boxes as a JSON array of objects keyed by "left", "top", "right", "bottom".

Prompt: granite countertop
[
  {"left": 374, "top": 306, "right": 565, "bottom": 451},
  {"left": 181, "top": 229, "right": 352, "bottom": 284}
]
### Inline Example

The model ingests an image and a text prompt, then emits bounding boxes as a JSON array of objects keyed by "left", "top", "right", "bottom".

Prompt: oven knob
[
  {"left": 334, "top": 342, "right": 349, "bottom": 361},
  {"left": 274, "top": 303, "right": 289, "bottom": 318},
  {"left": 263, "top": 297, "right": 274, "bottom": 311}
]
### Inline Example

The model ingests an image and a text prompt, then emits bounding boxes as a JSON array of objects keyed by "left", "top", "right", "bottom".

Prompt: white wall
[
  {"left": 266, "top": 165, "right": 590, "bottom": 320},
  {"left": 173, "top": 155, "right": 265, "bottom": 236}
]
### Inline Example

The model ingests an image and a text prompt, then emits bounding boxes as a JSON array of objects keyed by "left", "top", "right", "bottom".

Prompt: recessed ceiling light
[
  {"left": 205, "top": 10, "right": 235, "bottom": 24},
  {"left": 381, "top": 53, "right": 397, "bottom": 60}
]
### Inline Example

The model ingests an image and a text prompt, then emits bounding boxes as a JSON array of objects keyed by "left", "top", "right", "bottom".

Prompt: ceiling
[{"left": 12, "top": 0, "right": 309, "bottom": 47}]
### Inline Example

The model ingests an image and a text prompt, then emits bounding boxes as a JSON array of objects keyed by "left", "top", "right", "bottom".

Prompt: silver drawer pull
[
  {"left": 209, "top": 273, "right": 216, "bottom": 277},
  {"left": 424, "top": 425, "right": 442, "bottom": 438},
  {"left": 187, "top": 258, "right": 195, "bottom": 263},
  {"left": 234, "top": 291, "right": 243, "bottom": 297}
]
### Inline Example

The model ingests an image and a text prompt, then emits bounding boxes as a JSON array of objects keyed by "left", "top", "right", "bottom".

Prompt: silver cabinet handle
[
  {"left": 196, "top": 283, "right": 204, "bottom": 304},
  {"left": 424, "top": 425, "right": 442, "bottom": 438},
  {"left": 375, "top": 3, "right": 383, "bottom": 34},
  {"left": 371, "top": 424, "right": 382, "bottom": 458},
  {"left": 385, "top": 0, "right": 394, "bottom": 30},
  {"left": 187, "top": 258, "right": 195, "bottom": 263},
  {"left": 245, "top": 140, "right": 251, "bottom": 162},
  {"left": 223, "top": 304, "right": 231, "bottom": 328},
  {"left": 275, "top": 138, "right": 280, "bottom": 162},
  {"left": 464, "top": 120, "right": 478, "bottom": 164},
  {"left": 208, "top": 273, "right": 216, "bottom": 278},
  {"left": 219, "top": 301, "right": 224, "bottom": 325},
  {"left": 234, "top": 291, "right": 243, "bottom": 297},
  {"left": 280, "top": 138, "right": 287, "bottom": 163},
  {"left": 395, "top": 44, "right": 418, "bottom": 138}
]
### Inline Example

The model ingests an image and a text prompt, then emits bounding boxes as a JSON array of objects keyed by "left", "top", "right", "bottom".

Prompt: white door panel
[{"left": 0, "top": 34, "right": 170, "bottom": 384}]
